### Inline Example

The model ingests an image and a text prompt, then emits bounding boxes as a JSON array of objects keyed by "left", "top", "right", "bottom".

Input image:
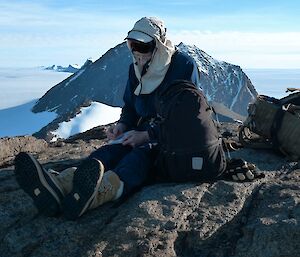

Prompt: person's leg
[
  {"left": 62, "top": 143, "right": 157, "bottom": 220},
  {"left": 88, "top": 144, "right": 132, "bottom": 171},
  {"left": 62, "top": 144, "right": 132, "bottom": 220},
  {"left": 86, "top": 144, "right": 157, "bottom": 214},
  {"left": 112, "top": 143, "right": 157, "bottom": 196},
  {"left": 14, "top": 144, "right": 131, "bottom": 218}
]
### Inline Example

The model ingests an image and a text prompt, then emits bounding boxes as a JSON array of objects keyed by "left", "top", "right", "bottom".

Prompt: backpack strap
[{"left": 270, "top": 108, "right": 285, "bottom": 150}]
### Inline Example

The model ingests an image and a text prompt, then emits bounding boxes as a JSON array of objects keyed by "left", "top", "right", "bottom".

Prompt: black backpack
[{"left": 155, "top": 80, "right": 226, "bottom": 182}]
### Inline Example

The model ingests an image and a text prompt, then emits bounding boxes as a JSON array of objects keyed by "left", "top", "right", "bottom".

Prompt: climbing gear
[
  {"left": 223, "top": 158, "right": 265, "bottom": 182},
  {"left": 239, "top": 93, "right": 300, "bottom": 160}
]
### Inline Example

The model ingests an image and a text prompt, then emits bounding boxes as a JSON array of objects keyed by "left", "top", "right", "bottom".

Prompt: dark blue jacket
[{"left": 119, "top": 49, "right": 200, "bottom": 140}]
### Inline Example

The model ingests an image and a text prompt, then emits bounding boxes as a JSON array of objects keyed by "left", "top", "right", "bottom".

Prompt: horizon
[{"left": 1, "top": 0, "right": 300, "bottom": 69}]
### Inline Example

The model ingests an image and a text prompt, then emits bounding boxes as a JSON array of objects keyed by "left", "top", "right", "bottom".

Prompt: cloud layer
[{"left": 1, "top": 1, "right": 300, "bottom": 68}]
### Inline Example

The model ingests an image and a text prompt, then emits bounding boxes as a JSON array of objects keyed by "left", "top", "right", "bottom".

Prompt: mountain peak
[
  {"left": 44, "top": 64, "right": 80, "bottom": 73},
  {"left": 33, "top": 42, "right": 257, "bottom": 141}
]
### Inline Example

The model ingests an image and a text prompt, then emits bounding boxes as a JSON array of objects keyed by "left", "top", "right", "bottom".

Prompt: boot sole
[
  {"left": 62, "top": 158, "right": 104, "bottom": 220},
  {"left": 14, "top": 152, "right": 64, "bottom": 216}
]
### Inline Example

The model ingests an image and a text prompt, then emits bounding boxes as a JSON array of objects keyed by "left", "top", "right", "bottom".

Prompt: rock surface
[
  {"left": 0, "top": 122, "right": 299, "bottom": 257},
  {"left": 0, "top": 136, "right": 48, "bottom": 168}
]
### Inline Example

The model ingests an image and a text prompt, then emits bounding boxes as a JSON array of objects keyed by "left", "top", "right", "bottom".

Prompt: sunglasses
[{"left": 128, "top": 40, "right": 156, "bottom": 53}]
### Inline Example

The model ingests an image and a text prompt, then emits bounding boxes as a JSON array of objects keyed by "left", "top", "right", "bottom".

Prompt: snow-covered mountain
[
  {"left": 0, "top": 100, "right": 121, "bottom": 140},
  {"left": 44, "top": 64, "right": 80, "bottom": 73},
  {"left": 44, "top": 59, "right": 93, "bottom": 73},
  {"left": 32, "top": 42, "right": 257, "bottom": 140},
  {"left": 33, "top": 43, "right": 130, "bottom": 117},
  {"left": 178, "top": 43, "right": 257, "bottom": 115}
]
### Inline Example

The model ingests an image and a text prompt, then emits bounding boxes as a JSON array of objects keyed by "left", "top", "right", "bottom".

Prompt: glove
[{"left": 224, "top": 158, "right": 265, "bottom": 182}]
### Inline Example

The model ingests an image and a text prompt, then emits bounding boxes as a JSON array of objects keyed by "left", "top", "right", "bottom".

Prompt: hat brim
[{"left": 125, "top": 30, "right": 154, "bottom": 43}]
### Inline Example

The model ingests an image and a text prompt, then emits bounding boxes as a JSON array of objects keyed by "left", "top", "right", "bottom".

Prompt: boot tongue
[{"left": 89, "top": 171, "right": 123, "bottom": 209}]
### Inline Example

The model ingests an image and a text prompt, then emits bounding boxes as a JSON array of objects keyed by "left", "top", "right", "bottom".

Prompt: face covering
[{"left": 132, "top": 51, "right": 153, "bottom": 74}]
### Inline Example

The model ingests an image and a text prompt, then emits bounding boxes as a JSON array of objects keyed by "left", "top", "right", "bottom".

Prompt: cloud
[
  {"left": 1, "top": 1, "right": 300, "bottom": 68},
  {"left": 0, "top": 2, "right": 134, "bottom": 29},
  {"left": 169, "top": 30, "right": 300, "bottom": 68},
  {"left": 0, "top": 1, "right": 136, "bottom": 67}
]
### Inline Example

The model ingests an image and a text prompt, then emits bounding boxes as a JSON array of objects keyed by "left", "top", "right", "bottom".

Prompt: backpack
[
  {"left": 155, "top": 80, "right": 226, "bottom": 182},
  {"left": 239, "top": 92, "right": 300, "bottom": 160}
]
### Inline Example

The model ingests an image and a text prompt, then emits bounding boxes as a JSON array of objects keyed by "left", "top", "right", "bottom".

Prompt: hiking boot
[
  {"left": 50, "top": 167, "right": 76, "bottom": 195},
  {"left": 14, "top": 152, "right": 65, "bottom": 216},
  {"left": 62, "top": 159, "right": 124, "bottom": 220},
  {"left": 89, "top": 170, "right": 124, "bottom": 210},
  {"left": 62, "top": 158, "right": 105, "bottom": 220}
]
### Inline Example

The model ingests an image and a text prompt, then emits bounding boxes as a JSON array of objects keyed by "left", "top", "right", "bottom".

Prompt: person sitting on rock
[{"left": 14, "top": 17, "right": 201, "bottom": 220}]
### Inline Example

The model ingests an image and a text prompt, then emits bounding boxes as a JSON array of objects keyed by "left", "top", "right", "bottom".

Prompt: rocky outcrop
[
  {"left": 0, "top": 122, "right": 299, "bottom": 257},
  {"left": 0, "top": 136, "right": 47, "bottom": 168},
  {"left": 0, "top": 125, "right": 108, "bottom": 170}
]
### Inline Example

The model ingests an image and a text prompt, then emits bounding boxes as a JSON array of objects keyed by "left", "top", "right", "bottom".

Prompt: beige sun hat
[{"left": 125, "top": 17, "right": 167, "bottom": 43}]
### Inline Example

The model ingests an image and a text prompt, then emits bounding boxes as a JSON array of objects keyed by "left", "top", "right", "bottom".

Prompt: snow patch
[
  {"left": 65, "top": 69, "right": 85, "bottom": 87},
  {"left": 70, "top": 95, "right": 78, "bottom": 101},
  {"left": 47, "top": 104, "right": 62, "bottom": 112},
  {"left": 230, "top": 72, "right": 244, "bottom": 110},
  {"left": 51, "top": 102, "right": 121, "bottom": 141}
]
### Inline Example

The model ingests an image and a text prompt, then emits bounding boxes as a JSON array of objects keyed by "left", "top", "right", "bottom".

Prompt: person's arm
[
  {"left": 118, "top": 67, "right": 140, "bottom": 130},
  {"left": 122, "top": 130, "right": 150, "bottom": 147},
  {"left": 106, "top": 122, "right": 127, "bottom": 140}
]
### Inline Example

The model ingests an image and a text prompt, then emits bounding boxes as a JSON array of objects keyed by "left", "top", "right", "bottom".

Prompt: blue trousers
[{"left": 88, "top": 143, "right": 158, "bottom": 196}]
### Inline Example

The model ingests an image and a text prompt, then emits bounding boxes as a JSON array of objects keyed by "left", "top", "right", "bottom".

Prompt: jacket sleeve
[{"left": 118, "top": 69, "right": 139, "bottom": 130}]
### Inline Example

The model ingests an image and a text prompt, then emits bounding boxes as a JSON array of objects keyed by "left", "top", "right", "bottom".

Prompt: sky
[{"left": 1, "top": 0, "right": 300, "bottom": 69}]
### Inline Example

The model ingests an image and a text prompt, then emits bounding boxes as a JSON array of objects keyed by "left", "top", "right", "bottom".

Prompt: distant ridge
[{"left": 44, "top": 59, "right": 94, "bottom": 73}]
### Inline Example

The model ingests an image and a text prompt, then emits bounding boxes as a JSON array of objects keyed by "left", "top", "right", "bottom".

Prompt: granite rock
[{"left": 0, "top": 123, "right": 299, "bottom": 257}]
